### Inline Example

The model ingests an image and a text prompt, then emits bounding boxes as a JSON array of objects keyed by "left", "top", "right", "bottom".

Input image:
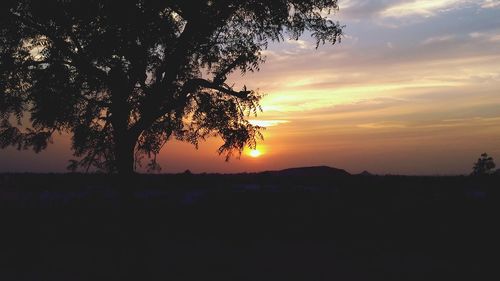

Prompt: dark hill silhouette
[
  {"left": 358, "top": 170, "right": 373, "bottom": 176},
  {"left": 263, "top": 166, "right": 350, "bottom": 177}
]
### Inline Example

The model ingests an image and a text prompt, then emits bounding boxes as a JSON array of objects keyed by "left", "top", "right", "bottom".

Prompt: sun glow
[{"left": 248, "top": 149, "right": 262, "bottom": 158}]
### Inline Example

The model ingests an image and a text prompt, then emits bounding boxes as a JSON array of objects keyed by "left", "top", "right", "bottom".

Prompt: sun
[
  {"left": 245, "top": 146, "right": 266, "bottom": 158},
  {"left": 248, "top": 149, "right": 262, "bottom": 158}
]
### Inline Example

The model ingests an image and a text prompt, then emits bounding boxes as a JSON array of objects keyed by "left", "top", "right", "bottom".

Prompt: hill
[
  {"left": 262, "top": 165, "right": 350, "bottom": 177},
  {"left": 358, "top": 170, "right": 373, "bottom": 176}
]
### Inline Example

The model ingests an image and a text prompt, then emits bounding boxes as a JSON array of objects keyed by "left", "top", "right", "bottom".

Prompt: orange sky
[{"left": 1, "top": 0, "right": 500, "bottom": 175}]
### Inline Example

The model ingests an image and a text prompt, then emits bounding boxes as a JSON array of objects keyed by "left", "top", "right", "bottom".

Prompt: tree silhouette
[
  {"left": 0, "top": 0, "right": 343, "bottom": 174},
  {"left": 471, "top": 153, "right": 496, "bottom": 176}
]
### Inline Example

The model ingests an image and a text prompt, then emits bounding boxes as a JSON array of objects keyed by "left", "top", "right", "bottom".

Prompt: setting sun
[{"left": 248, "top": 149, "right": 262, "bottom": 158}]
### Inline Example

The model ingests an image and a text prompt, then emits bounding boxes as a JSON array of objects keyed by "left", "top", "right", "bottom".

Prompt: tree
[
  {"left": 472, "top": 153, "right": 496, "bottom": 176},
  {"left": 0, "top": 0, "right": 343, "bottom": 174}
]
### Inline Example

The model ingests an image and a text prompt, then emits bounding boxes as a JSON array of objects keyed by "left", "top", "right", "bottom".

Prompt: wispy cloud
[
  {"left": 357, "top": 116, "right": 500, "bottom": 130},
  {"left": 357, "top": 121, "right": 407, "bottom": 129},
  {"left": 338, "top": 0, "right": 500, "bottom": 20},
  {"left": 285, "top": 39, "right": 310, "bottom": 49},
  {"left": 469, "top": 31, "right": 500, "bottom": 42},
  {"left": 248, "top": 120, "right": 290, "bottom": 127},
  {"left": 421, "top": 34, "right": 456, "bottom": 45},
  {"left": 481, "top": 0, "right": 500, "bottom": 8},
  {"left": 379, "top": 0, "right": 472, "bottom": 18}
]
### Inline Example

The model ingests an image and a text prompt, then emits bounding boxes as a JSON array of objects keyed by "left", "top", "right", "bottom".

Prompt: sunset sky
[{"left": 1, "top": 0, "right": 500, "bottom": 175}]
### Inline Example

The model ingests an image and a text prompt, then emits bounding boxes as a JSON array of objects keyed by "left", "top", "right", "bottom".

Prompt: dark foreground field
[{"left": 1, "top": 171, "right": 499, "bottom": 281}]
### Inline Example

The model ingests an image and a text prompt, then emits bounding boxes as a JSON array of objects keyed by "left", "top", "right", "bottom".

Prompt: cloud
[
  {"left": 338, "top": 0, "right": 393, "bottom": 19},
  {"left": 379, "top": 0, "right": 472, "bottom": 18},
  {"left": 248, "top": 120, "right": 290, "bottom": 127},
  {"left": 421, "top": 34, "right": 456, "bottom": 45},
  {"left": 357, "top": 121, "right": 407, "bottom": 129},
  {"left": 481, "top": 0, "right": 500, "bottom": 8},
  {"left": 469, "top": 31, "right": 500, "bottom": 42},
  {"left": 285, "top": 39, "right": 310, "bottom": 49},
  {"left": 338, "top": 0, "right": 500, "bottom": 20}
]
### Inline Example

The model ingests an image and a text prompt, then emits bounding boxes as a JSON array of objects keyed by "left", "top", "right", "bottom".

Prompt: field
[{"left": 1, "top": 171, "right": 499, "bottom": 281}]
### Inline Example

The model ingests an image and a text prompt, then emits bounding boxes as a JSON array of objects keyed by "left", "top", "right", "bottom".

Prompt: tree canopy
[{"left": 0, "top": 0, "right": 343, "bottom": 174}]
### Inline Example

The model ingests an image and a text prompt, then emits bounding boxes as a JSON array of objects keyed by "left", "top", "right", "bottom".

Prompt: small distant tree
[{"left": 471, "top": 153, "right": 496, "bottom": 176}]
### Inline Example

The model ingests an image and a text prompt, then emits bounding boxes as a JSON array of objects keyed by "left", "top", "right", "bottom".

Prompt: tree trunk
[
  {"left": 114, "top": 137, "right": 143, "bottom": 280},
  {"left": 109, "top": 69, "right": 136, "bottom": 176},
  {"left": 114, "top": 137, "right": 135, "bottom": 175}
]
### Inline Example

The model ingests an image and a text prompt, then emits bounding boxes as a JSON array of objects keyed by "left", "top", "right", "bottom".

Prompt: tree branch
[
  {"left": 185, "top": 78, "right": 251, "bottom": 99},
  {"left": 213, "top": 54, "right": 249, "bottom": 84},
  {"left": 10, "top": 12, "right": 108, "bottom": 81}
]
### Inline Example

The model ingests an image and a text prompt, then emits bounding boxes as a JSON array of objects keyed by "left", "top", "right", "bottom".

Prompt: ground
[{"left": 1, "top": 173, "right": 499, "bottom": 280}]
